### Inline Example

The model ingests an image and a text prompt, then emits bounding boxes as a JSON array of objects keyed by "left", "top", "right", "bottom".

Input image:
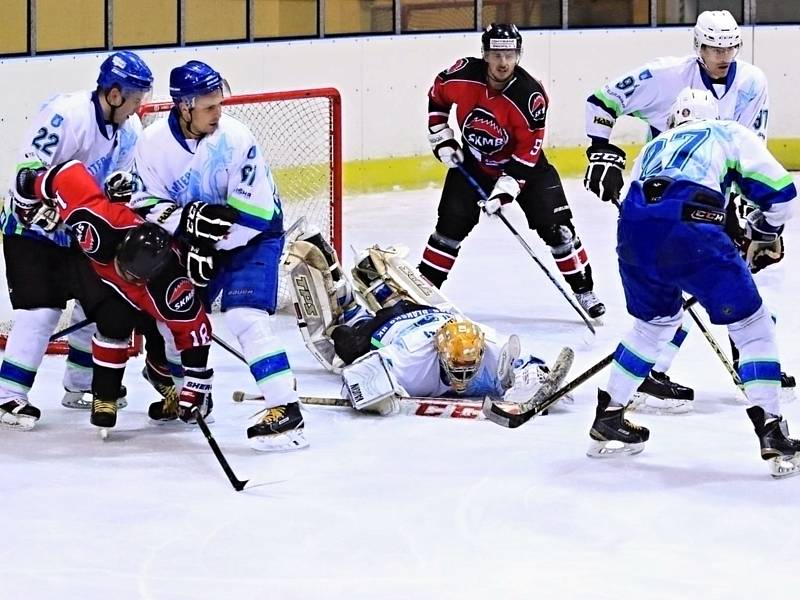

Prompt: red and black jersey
[
  {"left": 428, "top": 57, "right": 549, "bottom": 180},
  {"left": 44, "top": 161, "right": 211, "bottom": 352}
]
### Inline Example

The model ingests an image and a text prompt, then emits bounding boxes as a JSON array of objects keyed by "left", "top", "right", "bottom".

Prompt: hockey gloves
[
  {"left": 584, "top": 142, "right": 626, "bottom": 203},
  {"left": 428, "top": 123, "right": 464, "bottom": 168},
  {"left": 742, "top": 209, "right": 785, "bottom": 273},
  {"left": 179, "top": 201, "right": 239, "bottom": 243},
  {"left": 104, "top": 170, "right": 133, "bottom": 203},
  {"left": 178, "top": 368, "right": 213, "bottom": 422},
  {"left": 14, "top": 166, "right": 60, "bottom": 232},
  {"left": 186, "top": 242, "right": 215, "bottom": 287},
  {"left": 483, "top": 175, "right": 520, "bottom": 215}
]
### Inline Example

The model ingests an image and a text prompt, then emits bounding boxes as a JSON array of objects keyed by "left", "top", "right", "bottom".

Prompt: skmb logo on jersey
[
  {"left": 166, "top": 277, "right": 195, "bottom": 313},
  {"left": 463, "top": 108, "right": 508, "bottom": 156},
  {"left": 528, "top": 92, "right": 546, "bottom": 122},
  {"left": 73, "top": 221, "right": 100, "bottom": 255}
]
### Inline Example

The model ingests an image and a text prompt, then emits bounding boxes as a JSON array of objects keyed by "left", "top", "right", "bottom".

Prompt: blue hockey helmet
[
  {"left": 97, "top": 51, "right": 153, "bottom": 93},
  {"left": 170, "top": 60, "right": 227, "bottom": 105}
]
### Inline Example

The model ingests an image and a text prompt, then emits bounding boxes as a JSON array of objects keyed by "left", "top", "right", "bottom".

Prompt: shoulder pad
[
  {"left": 437, "top": 57, "right": 486, "bottom": 83},
  {"left": 503, "top": 67, "right": 548, "bottom": 128}
]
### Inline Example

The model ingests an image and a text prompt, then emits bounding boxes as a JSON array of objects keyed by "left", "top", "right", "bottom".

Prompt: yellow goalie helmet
[{"left": 434, "top": 319, "right": 486, "bottom": 392}]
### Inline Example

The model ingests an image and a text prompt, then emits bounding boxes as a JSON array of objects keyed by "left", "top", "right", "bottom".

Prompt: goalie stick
[
  {"left": 482, "top": 346, "right": 576, "bottom": 427},
  {"left": 455, "top": 162, "right": 596, "bottom": 335},
  {"left": 232, "top": 390, "right": 524, "bottom": 420}
]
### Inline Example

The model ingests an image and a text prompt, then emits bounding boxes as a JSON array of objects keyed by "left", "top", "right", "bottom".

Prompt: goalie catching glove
[
  {"left": 428, "top": 123, "right": 464, "bottom": 168},
  {"left": 584, "top": 142, "right": 626, "bottom": 203},
  {"left": 483, "top": 175, "right": 520, "bottom": 215},
  {"left": 179, "top": 201, "right": 238, "bottom": 243},
  {"left": 741, "top": 209, "right": 785, "bottom": 273}
]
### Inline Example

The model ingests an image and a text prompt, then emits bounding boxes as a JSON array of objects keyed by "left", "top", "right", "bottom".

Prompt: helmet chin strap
[
  {"left": 180, "top": 107, "right": 205, "bottom": 140},
  {"left": 104, "top": 89, "right": 125, "bottom": 128}
]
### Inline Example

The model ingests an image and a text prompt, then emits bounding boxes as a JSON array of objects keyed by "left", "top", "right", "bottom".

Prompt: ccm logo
[{"left": 691, "top": 209, "right": 724, "bottom": 223}]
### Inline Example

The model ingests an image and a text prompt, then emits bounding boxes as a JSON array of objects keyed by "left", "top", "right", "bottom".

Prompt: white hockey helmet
[
  {"left": 667, "top": 87, "right": 719, "bottom": 128},
  {"left": 694, "top": 10, "right": 741, "bottom": 54}
]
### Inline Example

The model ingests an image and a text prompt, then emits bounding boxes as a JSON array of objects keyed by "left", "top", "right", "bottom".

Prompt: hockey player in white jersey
[
  {"left": 284, "top": 237, "right": 562, "bottom": 415},
  {"left": 588, "top": 89, "right": 799, "bottom": 478},
  {"left": 582, "top": 10, "right": 793, "bottom": 411},
  {"left": 130, "top": 60, "right": 305, "bottom": 451},
  {"left": 0, "top": 51, "right": 152, "bottom": 429}
]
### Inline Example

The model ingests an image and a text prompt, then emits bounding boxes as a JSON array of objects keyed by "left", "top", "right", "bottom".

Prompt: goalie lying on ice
[{"left": 285, "top": 229, "right": 567, "bottom": 415}]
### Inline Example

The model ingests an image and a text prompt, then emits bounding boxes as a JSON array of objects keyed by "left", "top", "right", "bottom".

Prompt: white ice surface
[{"left": 3, "top": 179, "right": 800, "bottom": 599}]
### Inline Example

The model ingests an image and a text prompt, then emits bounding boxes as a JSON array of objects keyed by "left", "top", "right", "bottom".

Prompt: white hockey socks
[{"left": 0, "top": 307, "right": 62, "bottom": 398}]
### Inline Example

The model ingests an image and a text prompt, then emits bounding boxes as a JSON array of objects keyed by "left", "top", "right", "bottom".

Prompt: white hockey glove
[
  {"left": 743, "top": 209, "right": 785, "bottom": 273},
  {"left": 428, "top": 123, "right": 464, "bottom": 168},
  {"left": 483, "top": 175, "right": 520, "bottom": 215},
  {"left": 342, "top": 351, "right": 403, "bottom": 414},
  {"left": 186, "top": 243, "right": 215, "bottom": 287},
  {"left": 178, "top": 368, "right": 213, "bottom": 422},
  {"left": 179, "top": 201, "right": 239, "bottom": 243},
  {"left": 103, "top": 170, "right": 133, "bottom": 203},
  {"left": 584, "top": 142, "right": 626, "bottom": 203}
]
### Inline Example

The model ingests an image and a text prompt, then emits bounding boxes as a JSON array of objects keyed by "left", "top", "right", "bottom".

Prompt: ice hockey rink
[{"left": 3, "top": 176, "right": 800, "bottom": 599}]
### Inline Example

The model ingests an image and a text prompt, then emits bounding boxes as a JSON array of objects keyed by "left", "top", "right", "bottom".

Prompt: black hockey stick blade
[
  {"left": 482, "top": 346, "right": 575, "bottom": 428},
  {"left": 194, "top": 411, "right": 248, "bottom": 492}
]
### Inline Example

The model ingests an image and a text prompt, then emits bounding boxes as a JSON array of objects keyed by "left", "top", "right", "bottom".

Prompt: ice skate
[
  {"left": 746, "top": 406, "right": 800, "bottom": 478},
  {"left": 144, "top": 366, "right": 180, "bottom": 422},
  {"left": 780, "top": 372, "right": 796, "bottom": 404},
  {"left": 629, "top": 371, "right": 694, "bottom": 414},
  {"left": 62, "top": 385, "right": 127, "bottom": 410},
  {"left": 247, "top": 402, "right": 308, "bottom": 452},
  {"left": 587, "top": 390, "right": 649, "bottom": 458},
  {"left": 90, "top": 395, "right": 117, "bottom": 429},
  {"left": 0, "top": 397, "right": 42, "bottom": 431},
  {"left": 574, "top": 290, "right": 606, "bottom": 319}
]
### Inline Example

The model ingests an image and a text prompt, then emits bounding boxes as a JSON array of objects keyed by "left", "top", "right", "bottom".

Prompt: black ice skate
[
  {"left": 630, "top": 371, "right": 694, "bottom": 414},
  {"left": 587, "top": 390, "right": 650, "bottom": 458},
  {"left": 144, "top": 366, "right": 180, "bottom": 422},
  {"left": 0, "top": 397, "right": 41, "bottom": 431},
  {"left": 63, "top": 385, "right": 128, "bottom": 410},
  {"left": 574, "top": 290, "right": 606, "bottom": 319},
  {"left": 90, "top": 395, "right": 117, "bottom": 429},
  {"left": 247, "top": 402, "right": 308, "bottom": 452},
  {"left": 746, "top": 406, "right": 800, "bottom": 478}
]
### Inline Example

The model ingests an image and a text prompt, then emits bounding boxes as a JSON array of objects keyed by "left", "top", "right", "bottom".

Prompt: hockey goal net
[{"left": 0, "top": 87, "right": 342, "bottom": 354}]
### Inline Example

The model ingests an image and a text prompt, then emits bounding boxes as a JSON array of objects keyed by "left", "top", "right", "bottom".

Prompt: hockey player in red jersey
[
  {"left": 420, "top": 23, "right": 605, "bottom": 318},
  {"left": 17, "top": 160, "right": 216, "bottom": 430}
]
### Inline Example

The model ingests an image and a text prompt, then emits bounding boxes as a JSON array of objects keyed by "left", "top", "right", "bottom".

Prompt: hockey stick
[
  {"left": 484, "top": 297, "right": 704, "bottom": 428},
  {"left": 232, "top": 390, "right": 523, "bottom": 420},
  {"left": 212, "top": 334, "right": 247, "bottom": 364},
  {"left": 193, "top": 411, "right": 248, "bottom": 492},
  {"left": 455, "top": 163, "right": 596, "bottom": 335},
  {"left": 49, "top": 318, "right": 91, "bottom": 341}
]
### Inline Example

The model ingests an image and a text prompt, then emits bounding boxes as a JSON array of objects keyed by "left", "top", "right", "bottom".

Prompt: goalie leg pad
[
  {"left": 342, "top": 351, "right": 403, "bottom": 414},
  {"left": 285, "top": 240, "right": 345, "bottom": 372}
]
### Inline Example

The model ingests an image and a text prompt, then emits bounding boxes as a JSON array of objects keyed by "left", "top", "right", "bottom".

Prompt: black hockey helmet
[
  {"left": 116, "top": 222, "right": 172, "bottom": 282},
  {"left": 481, "top": 23, "right": 522, "bottom": 54}
]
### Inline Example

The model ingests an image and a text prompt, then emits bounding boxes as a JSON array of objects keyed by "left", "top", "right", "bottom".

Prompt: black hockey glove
[
  {"left": 584, "top": 143, "right": 626, "bottom": 203},
  {"left": 179, "top": 201, "right": 239, "bottom": 243},
  {"left": 186, "top": 242, "right": 216, "bottom": 287},
  {"left": 104, "top": 170, "right": 133, "bottom": 203},
  {"left": 14, "top": 167, "right": 60, "bottom": 232},
  {"left": 178, "top": 368, "right": 213, "bottom": 423},
  {"left": 742, "top": 210, "right": 785, "bottom": 273}
]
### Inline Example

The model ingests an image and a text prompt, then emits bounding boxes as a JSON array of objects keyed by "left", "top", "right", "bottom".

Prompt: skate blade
[
  {"left": 0, "top": 413, "right": 37, "bottom": 431},
  {"left": 769, "top": 455, "right": 800, "bottom": 478},
  {"left": 249, "top": 429, "right": 309, "bottom": 453},
  {"left": 628, "top": 392, "right": 693, "bottom": 415},
  {"left": 62, "top": 393, "right": 128, "bottom": 410},
  {"left": 98, "top": 427, "right": 110, "bottom": 440},
  {"left": 586, "top": 439, "right": 645, "bottom": 458}
]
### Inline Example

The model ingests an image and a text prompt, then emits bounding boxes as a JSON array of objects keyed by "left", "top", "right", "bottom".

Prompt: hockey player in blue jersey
[
  {"left": 131, "top": 60, "right": 306, "bottom": 451},
  {"left": 587, "top": 88, "right": 799, "bottom": 478}
]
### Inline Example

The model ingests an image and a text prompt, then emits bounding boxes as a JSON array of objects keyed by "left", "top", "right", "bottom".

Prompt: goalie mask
[
  {"left": 667, "top": 88, "right": 719, "bottom": 129},
  {"left": 435, "top": 320, "right": 486, "bottom": 392}
]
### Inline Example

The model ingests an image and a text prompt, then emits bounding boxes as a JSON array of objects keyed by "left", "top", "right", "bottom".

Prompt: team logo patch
[
  {"left": 462, "top": 108, "right": 508, "bottom": 156},
  {"left": 445, "top": 58, "right": 468, "bottom": 75},
  {"left": 529, "top": 92, "right": 546, "bottom": 121},
  {"left": 72, "top": 221, "right": 100, "bottom": 255},
  {"left": 166, "top": 277, "right": 195, "bottom": 313}
]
